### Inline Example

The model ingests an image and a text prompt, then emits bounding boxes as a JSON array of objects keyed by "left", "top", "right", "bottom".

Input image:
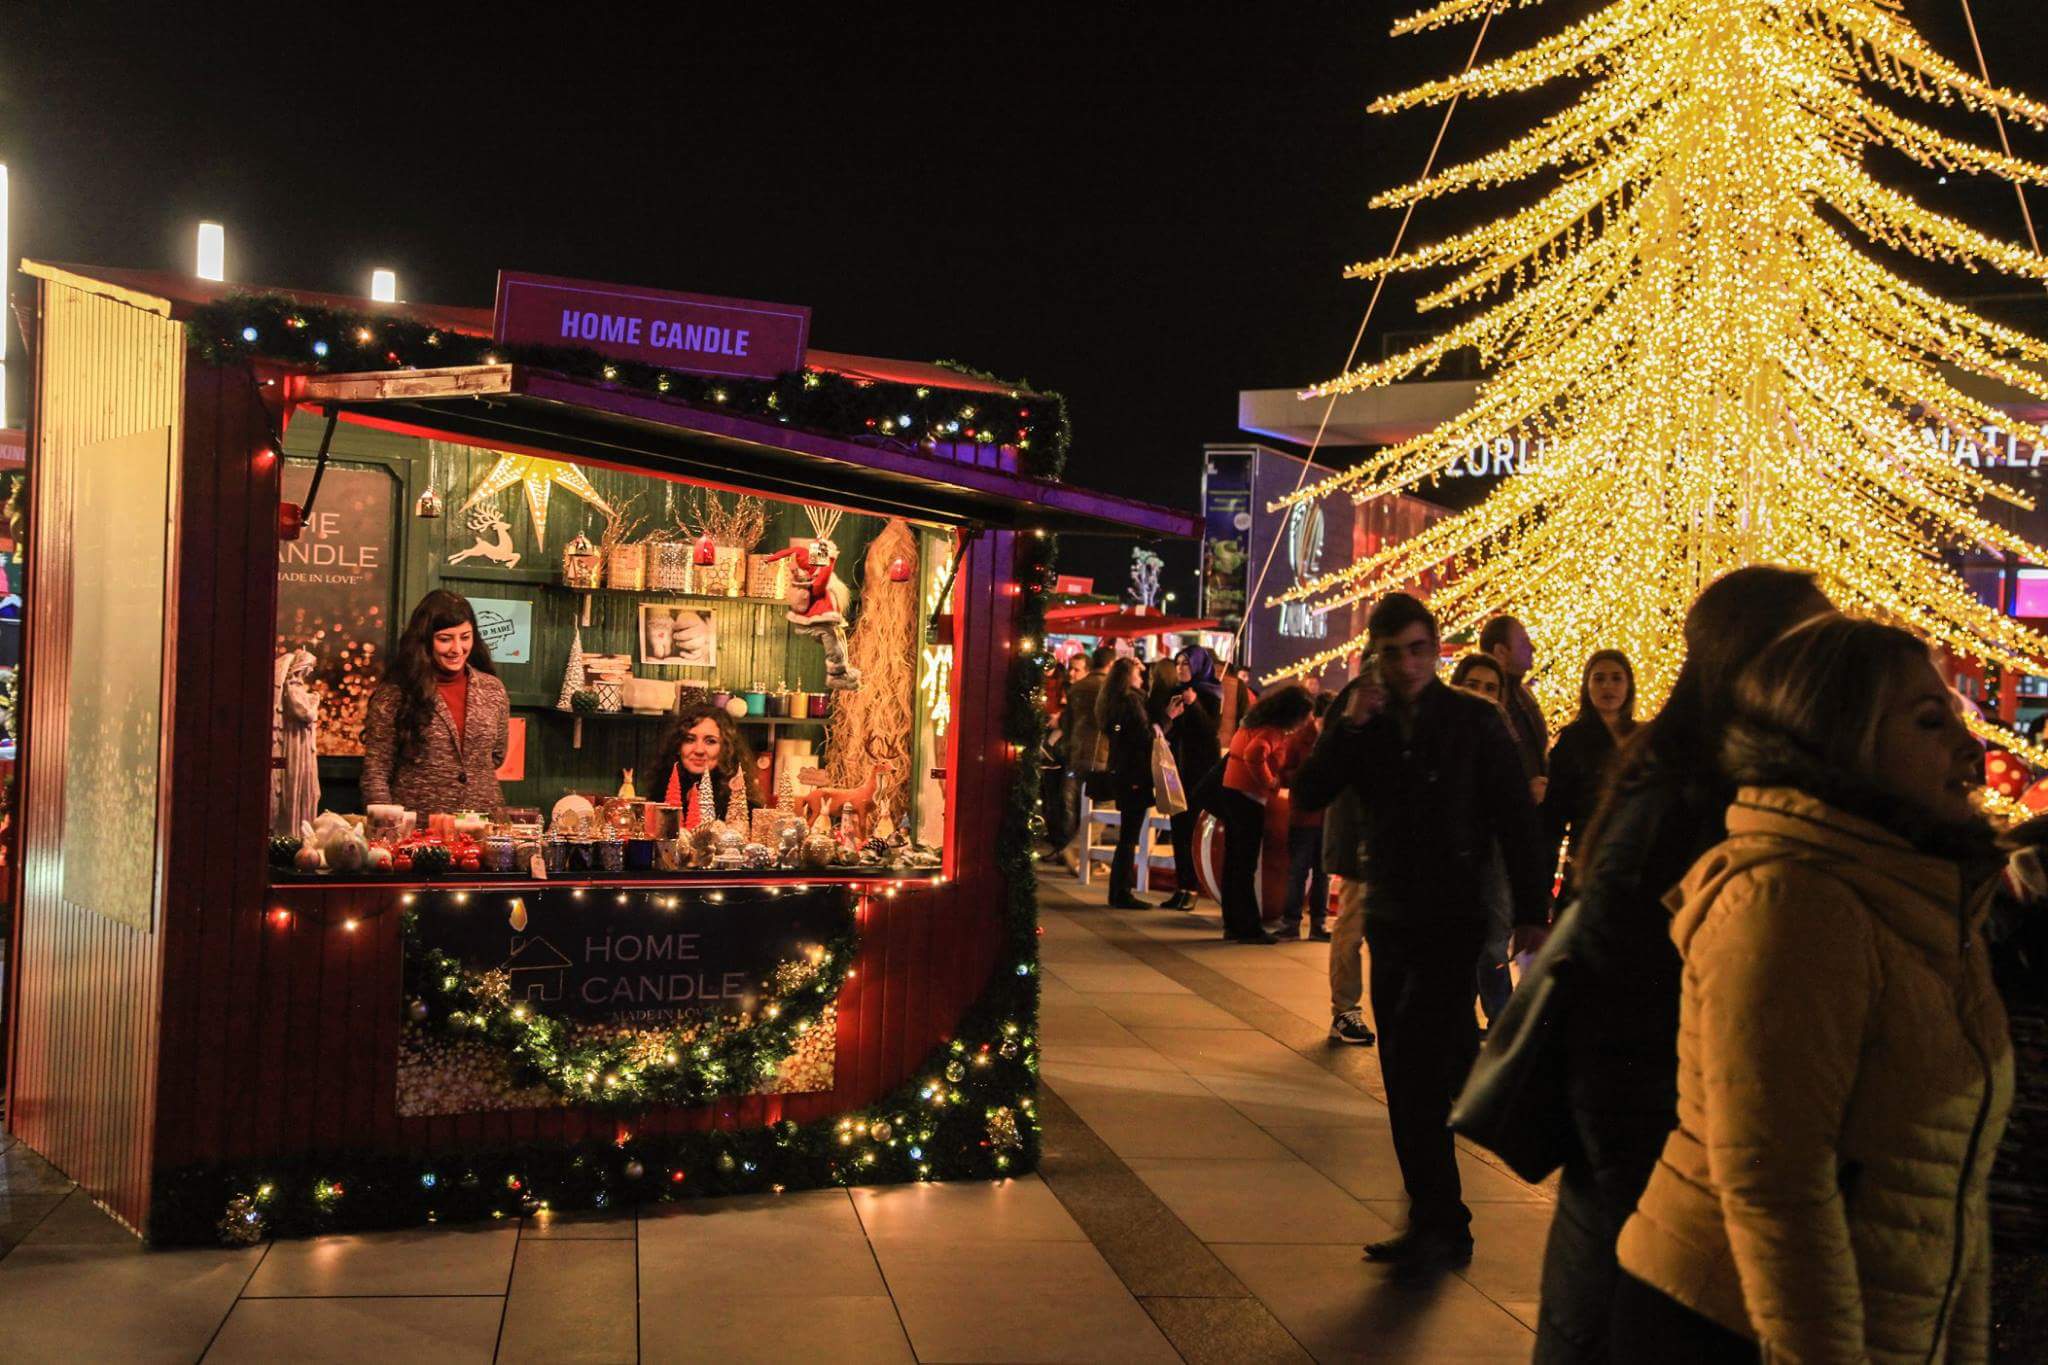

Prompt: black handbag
[
  {"left": 1448, "top": 901, "right": 1586, "bottom": 1183},
  {"left": 1189, "top": 755, "right": 1229, "bottom": 818}
]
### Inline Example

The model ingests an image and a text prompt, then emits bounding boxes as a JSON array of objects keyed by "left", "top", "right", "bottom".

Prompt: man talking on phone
[{"left": 1292, "top": 592, "right": 1549, "bottom": 1274}]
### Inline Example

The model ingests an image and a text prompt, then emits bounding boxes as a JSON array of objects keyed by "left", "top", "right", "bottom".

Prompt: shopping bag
[{"left": 1151, "top": 726, "right": 1188, "bottom": 816}]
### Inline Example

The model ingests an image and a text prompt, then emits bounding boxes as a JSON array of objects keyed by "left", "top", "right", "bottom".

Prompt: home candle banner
[
  {"left": 276, "top": 460, "right": 398, "bottom": 755},
  {"left": 494, "top": 271, "right": 809, "bottom": 380},
  {"left": 397, "top": 885, "right": 844, "bottom": 1116}
]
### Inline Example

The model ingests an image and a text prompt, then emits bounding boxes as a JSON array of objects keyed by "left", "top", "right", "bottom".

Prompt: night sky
[{"left": 4, "top": 1, "right": 2046, "bottom": 594}]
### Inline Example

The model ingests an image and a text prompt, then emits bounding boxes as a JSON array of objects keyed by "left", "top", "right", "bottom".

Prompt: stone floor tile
[
  {"left": 1501, "top": 1298, "right": 1542, "bottom": 1330},
  {"left": 639, "top": 1191, "right": 884, "bottom": 1299},
  {"left": 1043, "top": 963, "right": 1193, "bottom": 995},
  {"left": 0, "top": 1143, "right": 75, "bottom": 1197},
  {"left": 1076, "top": 990, "right": 1251, "bottom": 1030},
  {"left": 874, "top": 1238, "right": 1179, "bottom": 1364},
  {"left": 242, "top": 1223, "right": 518, "bottom": 1298},
  {"left": 1455, "top": 1201, "right": 1558, "bottom": 1304},
  {"left": 521, "top": 1207, "right": 637, "bottom": 1239},
  {"left": 1269, "top": 1126, "right": 1548, "bottom": 1204},
  {"left": 1126, "top": 1157, "right": 1394, "bottom": 1244},
  {"left": 1139, "top": 1294, "right": 1315, "bottom": 1365},
  {"left": 1037, "top": 1042, "right": 1188, "bottom": 1075},
  {"left": 1213, "top": 1242, "right": 1536, "bottom": 1362},
  {"left": 205, "top": 1295, "right": 504, "bottom": 1364},
  {"left": 0, "top": 1242, "right": 261, "bottom": 1363},
  {"left": 1044, "top": 1076, "right": 1296, "bottom": 1161},
  {"left": 497, "top": 1239, "right": 637, "bottom": 1364},
  {"left": 852, "top": 1173, "right": 1087, "bottom": 1242},
  {"left": 18, "top": 1188, "right": 140, "bottom": 1246},
  {"left": 643, "top": 1294, "right": 913, "bottom": 1364},
  {"left": 0, "top": 1189, "right": 67, "bottom": 1256},
  {"left": 1038, "top": 1002, "right": 1147, "bottom": 1048}
]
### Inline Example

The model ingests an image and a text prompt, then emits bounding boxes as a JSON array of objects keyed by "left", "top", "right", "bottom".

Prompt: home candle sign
[{"left": 494, "top": 271, "right": 810, "bottom": 379}]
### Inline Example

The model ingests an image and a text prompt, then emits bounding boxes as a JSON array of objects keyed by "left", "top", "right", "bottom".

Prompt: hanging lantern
[
  {"left": 562, "top": 532, "right": 603, "bottom": 590},
  {"left": 693, "top": 532, "right": 719, "bottom": 566},
  {"left": 888, "top": 555, "right": 913, "bottom": 583}
]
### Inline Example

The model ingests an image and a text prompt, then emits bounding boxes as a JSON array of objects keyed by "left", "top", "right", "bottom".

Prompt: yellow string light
[{"left": 1261, "top": 0, "right": 2048, "bottom": 746}]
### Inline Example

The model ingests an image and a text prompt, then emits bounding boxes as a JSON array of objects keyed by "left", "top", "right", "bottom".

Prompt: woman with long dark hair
[
  {"left": 1546, "top": 650, "right": 1639, "bottom": 899},
  {"left": 361, "top": 590, "right": 510, "bottom": 814},
  {"left": 1534, "top": 568, "right": 1833, "bottom": 1364},
  {"left": 1449, "top": 652, "right": 1518, "bottom": 1026},
  {"left": 1219, "top": 684, "right": 1317, "bottom": 943},
  {"left": 1096, "top": 657, "right": 1156, "bottom": 908},
  {"left": 652, "top": 703, "right": 758, "bottom": 825}
]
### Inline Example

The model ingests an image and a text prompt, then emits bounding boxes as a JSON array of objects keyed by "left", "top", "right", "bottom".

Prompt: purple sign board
[
  {"left": 494, "top": 271, "right": 810, "bottom": 380},
  {"left": 1206, "top": 444, "right": 1360, "bottom": 692}
]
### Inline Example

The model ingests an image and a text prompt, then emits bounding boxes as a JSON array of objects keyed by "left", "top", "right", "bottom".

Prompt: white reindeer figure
[{"left": 448, "top": 502, "right": 522, "bottom": 568}]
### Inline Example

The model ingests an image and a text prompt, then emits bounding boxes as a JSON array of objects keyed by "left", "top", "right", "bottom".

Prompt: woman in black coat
[
  {"left": 1155, "top": 651, "right": 1222, "bottom": 911},
  {"left": 1533, "top": 568, "right": 1832, "bottom": 1365},
  {"left": 1096, "top": 657, "right": 1156, "bottom": 909},
  {"left": 1544, "top": 650, "right": 1637, "bottom": 901}
]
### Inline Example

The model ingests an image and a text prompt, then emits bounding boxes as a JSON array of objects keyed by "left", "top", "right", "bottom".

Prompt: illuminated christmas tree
[{"left": 1274, "top": 0, "right": 2048, "bottom": 755}]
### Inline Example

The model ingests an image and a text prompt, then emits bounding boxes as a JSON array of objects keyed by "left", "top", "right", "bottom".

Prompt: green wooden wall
[{"left": 280, "top": 413, "right": 885, "bottom": 811}]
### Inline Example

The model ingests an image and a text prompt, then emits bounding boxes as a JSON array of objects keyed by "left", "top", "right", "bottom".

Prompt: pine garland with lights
[
  {"left": 186, "top": 293, "right": 1070, "bottom": 479},
  {"left": 1268, "top": 0, "right": 2048, "bottom": 744},
  {"left": 401, "top": 902, "right": 859, "bottom": 1110},
  {"left": 149, "top": 535, "right": 1059, "bottom": 1246}
]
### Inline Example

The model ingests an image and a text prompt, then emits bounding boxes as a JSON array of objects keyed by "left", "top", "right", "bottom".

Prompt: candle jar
[
  {"left": 624, "top": 838, "right": 656, "bottom": 871},
  {"left": 570, "top": 839, "right": 596, "bottom": 872},
  {"left": 482, "top": 835, "right": 518, "bottom": 874},
  {"left": 808, "top": 693, "right": 829, "bottom": 718},
  {"left": 744, "top": 690, "right": 766, "bottom": 716},
  {"left": 598, "top": 838, "right": 625, "bottom": 872},
  {"left": 544, "top": 837, "right": 572, "bottom": 874}
]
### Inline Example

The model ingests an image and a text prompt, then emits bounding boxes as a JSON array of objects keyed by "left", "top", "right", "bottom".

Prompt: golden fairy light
[{"left": 1266, "top": 0, "right": 2048, "bottom": 739}]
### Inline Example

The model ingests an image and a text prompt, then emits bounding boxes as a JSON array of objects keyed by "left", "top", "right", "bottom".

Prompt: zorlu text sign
[{"left": 494, "top": 271, "right": 810, "bottom": 380}]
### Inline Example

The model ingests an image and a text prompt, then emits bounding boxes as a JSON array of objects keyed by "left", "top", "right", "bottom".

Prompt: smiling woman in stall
[
  {"left": 654, "top": 702, "right": 760, "bottom": 826},
  {"left": 361, "top": 590, "right": 511, "bottom": 815}
]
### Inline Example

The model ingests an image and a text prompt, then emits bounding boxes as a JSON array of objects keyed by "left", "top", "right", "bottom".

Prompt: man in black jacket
[{"left": 1293, "top": 592, "right": 1549, "bottom": 1272}]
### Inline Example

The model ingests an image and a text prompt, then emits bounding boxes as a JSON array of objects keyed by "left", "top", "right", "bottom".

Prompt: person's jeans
[
  {"left": 1060, "top": 771, "right": 1086, "bottom": 856},
  {"left": 1281, "top": 824, "right": 1328, "bottom": 932},
  {"left": 1366, "top": 916, "right": 1487, "bottom": 1235},
  {"left": 1217, "top": 789, "right": 1266, "bottom": 937},
  {"left": 1329, "top": 879, "right": 1368, "bottom": 1016},
  {"left": 1109, "top": 787, "right": 1151, "bottom": 901},
  {"left": 1169, "top": 808, "right": 1199, "bottom": 899}
]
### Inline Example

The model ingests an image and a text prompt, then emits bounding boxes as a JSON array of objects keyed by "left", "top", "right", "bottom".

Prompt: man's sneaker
[{"left": 1329, "top": 1011, "right": 1375, "bottom": 1046}]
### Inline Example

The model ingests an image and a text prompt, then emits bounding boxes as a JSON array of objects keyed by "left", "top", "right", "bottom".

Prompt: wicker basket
[{"left": 695, "top": 545, "right": 746, "bottom": 596}]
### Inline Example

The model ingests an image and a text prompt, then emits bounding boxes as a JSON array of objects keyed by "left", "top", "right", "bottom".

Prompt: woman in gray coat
[{"left": 361, "top": 590, "right": 510, "bottom": 815}]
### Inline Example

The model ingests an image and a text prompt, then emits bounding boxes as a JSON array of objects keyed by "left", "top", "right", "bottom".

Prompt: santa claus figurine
[{"left": 765, "top": 507, "right": 862, "bottom": 689}]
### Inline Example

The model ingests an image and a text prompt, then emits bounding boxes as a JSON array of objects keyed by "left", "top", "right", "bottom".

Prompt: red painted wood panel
[{"left": 22, "top": 352, "right": 1024, "bottom": 1217}]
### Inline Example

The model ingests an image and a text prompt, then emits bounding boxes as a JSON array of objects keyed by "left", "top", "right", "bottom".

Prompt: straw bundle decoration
[{"left": 825, "top": 518, "right": 918, "bottom": 822}]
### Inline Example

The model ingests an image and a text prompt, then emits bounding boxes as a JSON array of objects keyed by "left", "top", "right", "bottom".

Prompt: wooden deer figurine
[
  {"left": 448, "top": 502, "right": 522, "bottom": 568},
  {"left": 796, "top": 736, "right": 895, "bottom": 841}
]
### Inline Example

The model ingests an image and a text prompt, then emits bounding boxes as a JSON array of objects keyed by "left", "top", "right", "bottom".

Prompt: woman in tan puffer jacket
[{"left": 1613, "top": 614, "right": 2014, "bottom": 1364}]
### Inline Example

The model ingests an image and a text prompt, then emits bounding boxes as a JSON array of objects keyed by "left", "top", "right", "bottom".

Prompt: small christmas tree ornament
[{"left": 557, "top": 628, "right": 588, "bottom": 711}]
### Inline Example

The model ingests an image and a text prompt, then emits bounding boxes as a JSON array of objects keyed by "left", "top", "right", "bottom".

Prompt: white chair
[{"left": 1078, "top": 791, "right": 1176, "bottom": 892}]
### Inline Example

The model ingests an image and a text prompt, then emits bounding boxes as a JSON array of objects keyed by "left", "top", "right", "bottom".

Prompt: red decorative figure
[{"left": 1985, "top": 748, "right": 2029, "bottom": 800}]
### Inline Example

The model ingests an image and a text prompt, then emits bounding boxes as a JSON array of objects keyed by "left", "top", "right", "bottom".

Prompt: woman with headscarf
[{"left": 1155, "top": 647, "right": 1223, "bottom": 910}]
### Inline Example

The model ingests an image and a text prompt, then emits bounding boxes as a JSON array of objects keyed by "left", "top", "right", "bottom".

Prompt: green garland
[
  {"left": 147, "top": 314, "right": 1062, "bottom": 1245},
  {"left": 401, "top": 902, "right": 859, "bottom": 1111},
  {"left": 185, "top": 293, "right": 1071, "bottom": 480}
]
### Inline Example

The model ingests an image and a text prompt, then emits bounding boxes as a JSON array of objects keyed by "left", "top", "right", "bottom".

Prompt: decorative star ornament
[{"left": 458, "top": 454, "right": 613, "bottom": 551}]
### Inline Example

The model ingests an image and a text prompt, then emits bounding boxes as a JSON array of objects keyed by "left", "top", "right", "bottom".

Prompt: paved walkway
[{"left": 0, "top": 872, "right": 1555, "bottom": 1362}]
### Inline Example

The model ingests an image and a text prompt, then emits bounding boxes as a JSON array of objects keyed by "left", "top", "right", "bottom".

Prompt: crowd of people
[{"left": 1036, "top": 566, "right": 2039, "bottom": 1364}]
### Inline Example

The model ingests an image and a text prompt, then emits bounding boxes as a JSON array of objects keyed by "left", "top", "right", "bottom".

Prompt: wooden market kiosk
[{"left": 6, "top": 261, "right": 1196, "bottom": 1241}]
